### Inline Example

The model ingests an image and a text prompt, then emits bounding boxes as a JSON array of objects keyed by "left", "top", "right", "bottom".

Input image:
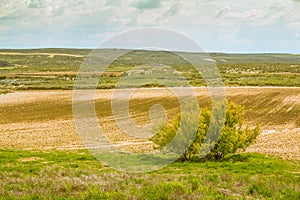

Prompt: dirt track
[
  {"left": 0, "top": 87, "right": 299, "bottom": 160},
  {"left": 0, "top": 52, "right": 84, "bottom": 58}
]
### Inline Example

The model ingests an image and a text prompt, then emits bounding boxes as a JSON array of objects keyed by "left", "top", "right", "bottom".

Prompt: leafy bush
[{"left": 151, "top": 101, "right": 260, "bottom": 161}]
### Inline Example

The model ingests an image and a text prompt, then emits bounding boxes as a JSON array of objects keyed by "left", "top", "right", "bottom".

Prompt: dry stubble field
[{"left": 0, "top": 87, "right": 299, "bottom": 160}]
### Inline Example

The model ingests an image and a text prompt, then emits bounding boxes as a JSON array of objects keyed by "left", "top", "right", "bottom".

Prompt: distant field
[{"left": 0, "top": 49, "right": 299, "bottom": 92}]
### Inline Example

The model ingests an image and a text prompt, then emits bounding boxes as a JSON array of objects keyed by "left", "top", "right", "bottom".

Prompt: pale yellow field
[{"left": 0, "top": 87, "right": 299, "bottom": 159}]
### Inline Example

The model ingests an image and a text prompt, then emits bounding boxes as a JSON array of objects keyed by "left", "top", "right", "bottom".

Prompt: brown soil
[{"left": 0, "top": 87, "right": 299, "bottom": 160}]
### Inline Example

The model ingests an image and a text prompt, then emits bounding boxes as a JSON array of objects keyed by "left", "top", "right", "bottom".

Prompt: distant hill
[{"left": 0, "top": 48, "right": 299, "bottom": 64}]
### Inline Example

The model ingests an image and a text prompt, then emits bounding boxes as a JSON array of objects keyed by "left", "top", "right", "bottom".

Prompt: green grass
[
  {"left": 0, "top": 49, "right": 300, "bottom": 90},
  {"left": 0, "top": 150, "right": 299, "bottom": 199}
]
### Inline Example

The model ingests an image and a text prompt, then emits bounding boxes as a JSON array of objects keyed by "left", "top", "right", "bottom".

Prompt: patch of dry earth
[{"left": 0, "top": 87, "right": 299, "bottom": 159}]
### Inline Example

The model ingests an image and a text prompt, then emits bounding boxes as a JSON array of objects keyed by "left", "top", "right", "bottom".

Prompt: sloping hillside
[{"left": 0, "top": 87, "right": 299, "bottom": 159}]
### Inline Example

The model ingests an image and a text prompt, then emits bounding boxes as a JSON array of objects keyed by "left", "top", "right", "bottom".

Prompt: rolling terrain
[
  {"left": 0, "top": 87, "right": 299, "bottom": 160},
  {"left": 0, "top": 49, "right": 299, "bottom": 158},
  {"left": 0, "top": 49, "right": 299, "bottom": 92},
  {"left": 0, "top": 49, "right": 299, "bottom": 199}
]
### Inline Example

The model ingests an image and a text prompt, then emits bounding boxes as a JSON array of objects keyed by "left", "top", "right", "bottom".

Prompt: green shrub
[{"left": 151, "top": 101, "right": 260, "bottom": 161}]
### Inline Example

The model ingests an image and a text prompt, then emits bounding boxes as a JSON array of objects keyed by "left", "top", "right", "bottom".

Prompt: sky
[{"left": 0, "top": 0, "right": 300, "bottom": 53}]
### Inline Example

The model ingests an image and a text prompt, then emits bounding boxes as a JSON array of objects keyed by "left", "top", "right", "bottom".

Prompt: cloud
[
  {"left": 214, "top": 6, "right": 265, "bottom": 22},
  {"left": 131, "top": 0, "right": 162, "bottom": 10},
  {"left": 28, "top": 0, "right": 46, "bottom": 8},
  {"left": 105, "top": 0, "right": 120, "bottom": 6},
  {"left": 0, "top": 0, "right": 299, "bottom": 53},
  {"left": 163, "top": 2, "right": 179, "bottom": 18}
]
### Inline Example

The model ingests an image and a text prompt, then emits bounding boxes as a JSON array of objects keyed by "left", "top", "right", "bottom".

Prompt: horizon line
[{"left": 0, "top": 47, "right": 299, "bottom": 55}]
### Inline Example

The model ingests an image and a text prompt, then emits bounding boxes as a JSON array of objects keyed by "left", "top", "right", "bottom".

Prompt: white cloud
[
  {"left": 0, "top": 0, "right": 299, "bottom": 52},
  {"left": 108, "top": 16, "right": 132, "bottom": 26},
  {"left": 214, "top": 6, "right": 265, "bottom": 22}
]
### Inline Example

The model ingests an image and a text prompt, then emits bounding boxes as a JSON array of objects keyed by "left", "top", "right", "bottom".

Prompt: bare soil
[{"left": 0, "top": 87, "right": 299, "bottom": 159}]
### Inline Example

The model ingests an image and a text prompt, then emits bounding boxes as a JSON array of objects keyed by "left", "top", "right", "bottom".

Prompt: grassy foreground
[{"left": 0, "top": 150, "right": 299, "bottom": 199}]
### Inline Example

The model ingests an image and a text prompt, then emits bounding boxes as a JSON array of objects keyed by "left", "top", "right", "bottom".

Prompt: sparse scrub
[
  {"left": 0, "top": 60, "right": 12, "bottom": 67},
  {"left": 1, "top": 49, "right": 300, "bottom": 91}
]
